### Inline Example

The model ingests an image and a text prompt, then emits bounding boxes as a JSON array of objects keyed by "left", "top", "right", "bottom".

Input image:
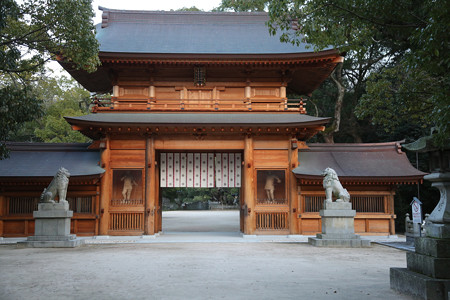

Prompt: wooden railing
[
  {"left": 109, "top": 212, "right": 144, "bottom": 231},
  {"left": 303, "top": 195, "right": 386, "bottom": 213},
  {"left": 256, "top": 212, "right": 289, "bottom": 230},
  {"left": 110, "top": 199, "right": 144, "bottom": 206},
  {"left": 92, "top": 97, "right": 306, "bottom": 113},
  {"left": 256, "top": 198, "right": 288, "bottom": 205}
]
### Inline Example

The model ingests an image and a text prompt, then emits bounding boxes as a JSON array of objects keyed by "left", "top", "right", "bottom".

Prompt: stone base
[
  {"left": 390, "top": 268, "right": 450, "bottom": 300},
  {"left": 17, "top": 234, "right": 84, "bottom": 248},
  {"left": 18, "top": 201, "right": 82, "bottom": 248},
  {"left": 308, "top": 200, "right": 369, "bottom": 247},
  {"left": 308, "top": 236, "right": 371, "bottom": 248}
]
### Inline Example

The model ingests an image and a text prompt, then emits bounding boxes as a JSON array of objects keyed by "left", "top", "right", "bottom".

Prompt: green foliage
[
  {"left": 162, "top": 188, "right": 239, "bottom": 210},
  {"left": 0, "top": 0, "right": 99, "bottom": 159},
  {"left": 175, "top": 7, "right": 203, "bottom": 12},
  {"left": 0, "top": 84, "right": 43, "bottom": 156},
  {"left": 264, "top": 0, "right": 449, "bottom": 146},
  {"left": 10, "top": 74, "right": 91, "bottom": 143},
  {"left": 214, "top": 0, "right": 267, "bottom": 12}
]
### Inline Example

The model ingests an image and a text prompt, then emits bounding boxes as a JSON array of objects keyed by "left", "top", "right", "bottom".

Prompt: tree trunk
[{"left": 321, "top": 62, "right": 345, "bottom": 143}]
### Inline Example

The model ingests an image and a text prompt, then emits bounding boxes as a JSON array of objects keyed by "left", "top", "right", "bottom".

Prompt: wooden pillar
[
  {"left": 145, "top": 135, "right": 156, "bottom": 234},
  {"left": 95, "top": 184, "right": 100, "bottom": 235},
  {"left": 289, "top": 139, "right": 299, "bottom": 234},
  {"left": 389, "top": 189, "right": 396, "bottom": 235},
  {"left": 243, "top": 134, "right": 255, "bottom": 234},
  {"left": 0, "top": 195, "right": 4, "bottom": 236},
  {"left": 99, "top": 136, "right": 111, "bottom": 235}
]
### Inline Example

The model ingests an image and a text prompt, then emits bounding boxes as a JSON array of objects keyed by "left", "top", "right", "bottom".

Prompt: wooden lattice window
[
  {"left": 351, "top": 196, "right": 385, "bottom": 213},
  {"left": 304, "top": 195, "right": 325, "bottom": 212},
  {"left": 7, "top": 197, "right": 39, "bottom": 215},
  {"left": 67, "top": 196, "right": 93, "bottom": 214},
  {"left": 302, "top": 194, "right": 386, "bottom": 213}
]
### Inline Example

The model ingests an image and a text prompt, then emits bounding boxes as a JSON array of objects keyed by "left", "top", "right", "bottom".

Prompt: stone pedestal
[
  {"left": 308, "top": 201, "right": 370, "bottom": 247},
  {"left": 391, "top": 172, "right": 450, "bottom": 299},
  {"left": 18, "top": 202, "right": 83, "bottom": 248}
]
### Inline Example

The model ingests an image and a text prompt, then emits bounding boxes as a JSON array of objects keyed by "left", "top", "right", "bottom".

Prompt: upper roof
[
  {"left": 97, "top": 8, "right": 326, "bottom": 55},
  {"left": 60, "top": 8, "right": 342, "bottom": 93},
  {"left": 0, "top": 143, "right": 105, "bottom": 178},
  {"left": 293, "top": 142, "right": 427, "bottom": 183}
]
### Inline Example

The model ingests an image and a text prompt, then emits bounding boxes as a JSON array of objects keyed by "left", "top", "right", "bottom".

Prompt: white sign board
[{"left": 412, "top": 200, "right": 422, "bottom": 224}]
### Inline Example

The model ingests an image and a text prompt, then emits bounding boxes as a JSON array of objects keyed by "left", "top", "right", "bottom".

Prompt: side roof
[
  {"left": 97, "top": 8, "right": 327, "bottom": 55},
  {"left": 293, "top": 142, "right": 427, "bottom": 184},
  {"left": 0, "top": 143, "right": 105, "bottom": 178}
]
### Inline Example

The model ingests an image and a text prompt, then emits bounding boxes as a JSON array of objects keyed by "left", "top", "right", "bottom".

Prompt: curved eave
[
  {"left": 0, "top": 174, "right": 103, "bottom": 185},
  {"left": 98, "top": 49, "right": 342, "bottom": 63},
  {"left": 295, "top": 175, "right": 425, "bottom": 185},
  {"left": 64, "top": 112, "right": 330, "bottom": 127}
]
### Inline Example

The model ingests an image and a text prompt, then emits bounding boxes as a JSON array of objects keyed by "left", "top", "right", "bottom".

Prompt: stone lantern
[{"left": 391, "top": 134, "right": 450, "bottom": 299}]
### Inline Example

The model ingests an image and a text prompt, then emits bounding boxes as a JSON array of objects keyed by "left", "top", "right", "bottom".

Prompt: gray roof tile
[{"left": 0, "top": 143, "right": 104, "bottom": 177}]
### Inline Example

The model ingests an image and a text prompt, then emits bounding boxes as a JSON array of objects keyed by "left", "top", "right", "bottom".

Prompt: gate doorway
[{"left": 158, "top": 152, "right": 243, "bottom": 234}]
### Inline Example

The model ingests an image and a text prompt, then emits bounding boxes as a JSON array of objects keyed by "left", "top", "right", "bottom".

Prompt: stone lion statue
[
  {"left": 40, "top": 167, "right": 70, "bottom": 203},
  {"left": 322, "top": 167, "right": 350, "bottom": 202}
]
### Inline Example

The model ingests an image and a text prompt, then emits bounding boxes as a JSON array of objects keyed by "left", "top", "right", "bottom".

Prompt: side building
[{"left": 0, "top": 8, "right": 425, "bottom": 237}]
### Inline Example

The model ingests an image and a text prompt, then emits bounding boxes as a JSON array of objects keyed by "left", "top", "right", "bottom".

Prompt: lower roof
[
  {"left": 293, "top": 142, "right": 427, "bottom": 183},
  {"left": 0, "top": 143, "right": 105, "bottom": 178},
  {"left": 65, "top": 112, "right": 330, "bottom": 127}
]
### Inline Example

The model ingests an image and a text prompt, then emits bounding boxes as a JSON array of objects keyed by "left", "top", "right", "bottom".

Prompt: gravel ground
[{"left": 0, "top": 242, "right": 412, "bottom": 300}]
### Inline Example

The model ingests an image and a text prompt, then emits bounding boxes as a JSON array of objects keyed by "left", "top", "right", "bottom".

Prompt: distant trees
[
  {"left": 0, "top": 0, "right": 99, "bottom": 158},
  {"left": 162, "top": 188, "right": 239, "bottom": 209}
]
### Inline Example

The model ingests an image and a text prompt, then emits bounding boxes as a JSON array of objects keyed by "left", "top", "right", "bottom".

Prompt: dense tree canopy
[
  {"left": 0, "top": 0, "right": 99, "bottom": 159},
  {"left": 265, "top": 0, "right": 449, "bottom": 146}
]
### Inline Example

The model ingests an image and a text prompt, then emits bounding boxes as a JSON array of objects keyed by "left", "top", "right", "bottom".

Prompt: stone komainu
[
  {"left": 322, "top": 167, "right": 350, "bottom": 202},
  {"left": 40, "top": 167, "right": 70, "bottom": 203}
]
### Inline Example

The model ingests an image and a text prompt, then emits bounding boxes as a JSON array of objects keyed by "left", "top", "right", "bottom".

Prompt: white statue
[
  {"left": 121, "top": 172, "right": 138, "bottom": 201},
  {"left": 322, "top": 167, "right": 350, "bottom": 202},
  {"left": 265, "top": 172, "right": 281, "bottom": 201},
  {"left": 40, "top": 167, "right": 70, "bottom": 203}
]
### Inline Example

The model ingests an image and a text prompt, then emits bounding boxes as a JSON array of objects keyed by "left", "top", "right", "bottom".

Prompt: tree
[
  {"left": 9, "top": 74, "right": 91, "bottom": 143},
  {"left": 0, "top": 0, "right": 99, "bottom": 158},
  {"left": 265, "top": 0, "right": 449, "bottom": 146},
  {"left": 214, "top": 0, "right": 267, "bottom": 12}
]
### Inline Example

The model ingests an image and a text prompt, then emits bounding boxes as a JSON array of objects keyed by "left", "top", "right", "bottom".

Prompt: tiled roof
[
  {"left": 293, "top": 142, "right": 426, "bottom": 182},
  {"left": 97, "top": 8, "right": 324, "bottom": 55},
  {"left": 0, "top": 143, "right": 104, "bottom": 177},
  {"left": 65, "top": 112, "right": 330, "bottom": 126}
]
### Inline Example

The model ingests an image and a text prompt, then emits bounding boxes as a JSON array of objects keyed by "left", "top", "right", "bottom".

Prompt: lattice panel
[
  {"left": 256, "top": 212, "right": 289, "bottom": 230},
  {"left": 109, "top": 213, "right": 144, "bottom": 231}
]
